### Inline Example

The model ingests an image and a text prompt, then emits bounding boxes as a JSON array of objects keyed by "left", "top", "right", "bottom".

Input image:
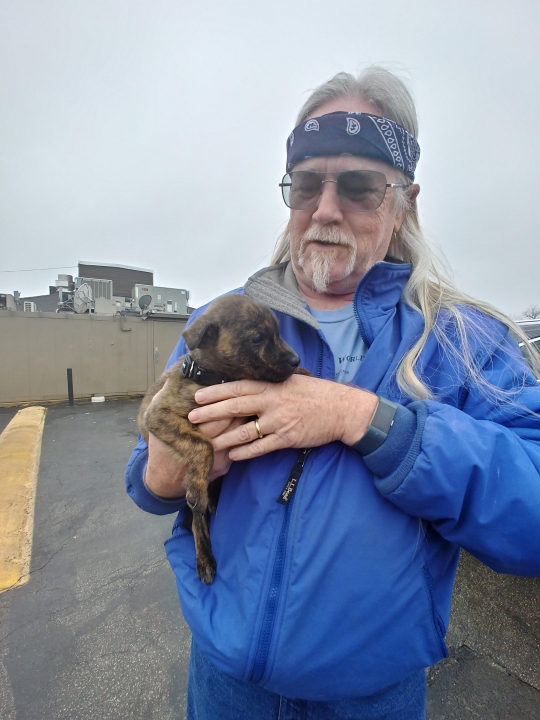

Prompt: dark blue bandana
[{"left": 286, "top": 111, "right": 420, "bottom": 180}]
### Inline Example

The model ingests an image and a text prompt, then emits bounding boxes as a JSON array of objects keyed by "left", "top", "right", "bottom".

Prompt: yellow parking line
[{"left": 0, "top": 406, "right": 47, "bottom": 593}]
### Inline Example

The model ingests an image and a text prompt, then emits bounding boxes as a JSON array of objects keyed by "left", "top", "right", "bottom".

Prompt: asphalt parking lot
[
  {"left": 0, "top": 399, "right": 190, "bottom": 720},
  {"left": 0, "top": 399, "right": 539, "bottom": 719}
]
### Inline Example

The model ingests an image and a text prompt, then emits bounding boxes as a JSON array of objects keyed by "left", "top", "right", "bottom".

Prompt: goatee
[{"left": 296, "top": 226, "right": 357, "bottom": 293}]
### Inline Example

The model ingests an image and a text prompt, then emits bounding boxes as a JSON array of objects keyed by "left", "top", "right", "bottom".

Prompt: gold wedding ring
[{"left": 254, "top": 418, "right": 264, "bottom": 439}]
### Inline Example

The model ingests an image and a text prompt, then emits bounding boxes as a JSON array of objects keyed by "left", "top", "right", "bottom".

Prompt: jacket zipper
[
  {"left": 277, "top": 448, "right": 311, "bottom": 505},
  {"left": 249, "top": 449, "right": 311, "bottom": 683},
  {"left": 249, "top": 336, "right": 323, "bottom": 684},
  {"left": 352, "top": 276, "right": 367, "bottom": 345},
  {"left": 315, "top": 332, "right": 324, "bottom": 378},
  {"left": 246, "top": 261, "right": 406, "bottom": 684},
  {"left": 422, "top": 565, "right": 449, "bottom": 658}
]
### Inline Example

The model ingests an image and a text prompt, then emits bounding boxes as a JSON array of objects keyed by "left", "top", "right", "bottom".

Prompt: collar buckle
[
  {"left": 181, "top": 354, "right": 196, "bottom": 379},
  {"left": 181, "top": 353, "right": 229, "bottom": 386}
]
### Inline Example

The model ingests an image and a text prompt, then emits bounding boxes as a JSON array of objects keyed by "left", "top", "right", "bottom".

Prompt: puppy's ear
[{"left": 182, "top": 318, "right": 219, "bottom": 350}]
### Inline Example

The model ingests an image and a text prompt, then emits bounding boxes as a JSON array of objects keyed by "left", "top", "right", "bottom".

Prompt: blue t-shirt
[{"left": 308, "top": 304, "right": 367, "bottom": 383}]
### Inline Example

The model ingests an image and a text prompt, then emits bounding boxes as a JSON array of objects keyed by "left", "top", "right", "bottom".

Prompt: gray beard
[{"left": 296, "top": 227, "right": 357, "bottom": 294}]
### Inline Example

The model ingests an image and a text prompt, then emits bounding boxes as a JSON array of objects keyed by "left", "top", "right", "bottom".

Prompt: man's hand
[
  {"left": 187, "top": 374, "right": 379, "bottom": 461},
  {"left": 145, "top": 432, "right": 187, "bottom": 498},
  {"left": 143, "top": 381, "right": 246, "bottom": 499}
]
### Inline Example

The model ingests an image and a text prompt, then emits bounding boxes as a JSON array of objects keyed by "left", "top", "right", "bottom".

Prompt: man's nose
[{"left": 311, "top": 180, "right": 344, "bottom": 225}]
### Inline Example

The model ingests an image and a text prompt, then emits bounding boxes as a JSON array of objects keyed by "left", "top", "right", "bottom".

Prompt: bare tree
[{"left": 522, "top": 305, "right": 540, "bottom": 319}]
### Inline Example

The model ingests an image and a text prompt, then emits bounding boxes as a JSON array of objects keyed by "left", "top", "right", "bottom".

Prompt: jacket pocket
[{"left": 422, "top": 565, "right": 449, "bottom": 659}]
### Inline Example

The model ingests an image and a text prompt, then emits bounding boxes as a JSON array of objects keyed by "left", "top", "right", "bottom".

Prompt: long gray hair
[{"left": 272, "top": 67, "right": 540, "bottom": 401}]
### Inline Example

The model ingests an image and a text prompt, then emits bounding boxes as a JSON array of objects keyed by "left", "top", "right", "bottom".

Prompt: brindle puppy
[{"left": 138, "top": 294, "right": 303, "bottom": 584}]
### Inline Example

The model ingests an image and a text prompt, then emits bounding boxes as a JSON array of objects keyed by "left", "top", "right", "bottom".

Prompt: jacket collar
[
  {"left": 352, "top": 260, "right": 412, "bottom": 345},
  {"left": 244, "top": 262, "right": 319, "bottom": 329},
  {"left": 244, "top": 258, "right": 412, "bottom": 343}
]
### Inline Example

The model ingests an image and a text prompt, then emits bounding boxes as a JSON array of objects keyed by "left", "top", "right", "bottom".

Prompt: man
[{"left": 126, "top": 67, "right": 540, "bottom": 719}]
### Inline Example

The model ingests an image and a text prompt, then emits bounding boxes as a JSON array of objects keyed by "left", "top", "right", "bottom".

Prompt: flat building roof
[{"left": 78, "top": 261, "right": 154, "bottom": 273}]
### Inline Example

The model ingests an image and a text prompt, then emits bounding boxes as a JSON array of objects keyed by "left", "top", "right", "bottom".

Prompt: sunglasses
[{"left": 279, "top": 170, "right": 407, "bottom": 213}]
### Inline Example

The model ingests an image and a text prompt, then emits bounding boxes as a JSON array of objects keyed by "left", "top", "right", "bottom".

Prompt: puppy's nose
[{"left": 287, "top": 352, "right": 300, "bottom": 368}]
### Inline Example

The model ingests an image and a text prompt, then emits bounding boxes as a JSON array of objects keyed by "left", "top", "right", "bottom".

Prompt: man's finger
[
  {"left": 212, "top": 418, "right": 266, "bottom": 451},
  {"left": 197, "top": 418, "right": 235, "bottom": 439},
  {"left": 228, "top": 433, "right": 286, "bottom": 461},
  {"left": 193, "top": 379, "right": 268, "bottom": 406},
  {"left": 189, "top": 395, "right": 265, "bottom": 424}
]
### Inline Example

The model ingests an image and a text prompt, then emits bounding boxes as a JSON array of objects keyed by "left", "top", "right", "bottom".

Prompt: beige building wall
[{"left": 0, "top": 310, "right": 186, "bottom": 405}]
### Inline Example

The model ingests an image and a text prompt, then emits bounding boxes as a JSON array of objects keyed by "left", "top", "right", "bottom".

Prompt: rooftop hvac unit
[
  {"left": 0, "top": 294, "right": 17, "bottom": 310},
  {"left": 93, "top": 297, "right": 125, "bottom": 315},
  {"left": 23, "top": 301, "right": 37, "bottom": 312},
  {"left": 55, "top": 274, "right": 75, "bottom": 291},
  {"left": 132, "top": 284, "right": 189, "bottom": 314},
  {"left": 76, "top": 277, "right": 113, "bottom": 301}
]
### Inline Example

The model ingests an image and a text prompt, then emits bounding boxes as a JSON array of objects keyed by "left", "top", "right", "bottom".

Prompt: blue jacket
[{"left": 126, "top": 260, "right": 540, "bottom": 700}]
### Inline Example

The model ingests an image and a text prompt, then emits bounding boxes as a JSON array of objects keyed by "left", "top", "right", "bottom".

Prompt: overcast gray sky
[{"left": 1, "top": 0, "right": 539, "bottom": 316}]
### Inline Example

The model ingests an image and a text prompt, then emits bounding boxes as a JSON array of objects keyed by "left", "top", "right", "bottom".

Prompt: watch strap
[{"left": 352, "top": 396, "right": 398, "bottom": 456}]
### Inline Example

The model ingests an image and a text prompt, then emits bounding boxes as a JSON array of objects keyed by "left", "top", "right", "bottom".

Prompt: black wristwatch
[{"left": 352, "top": 396, "right": 398, "bottom": 456}]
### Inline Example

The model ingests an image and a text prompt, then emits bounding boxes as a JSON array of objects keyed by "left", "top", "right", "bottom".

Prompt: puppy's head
[{"left": 182, "top": 295, "right": 300, "bottom": 383}]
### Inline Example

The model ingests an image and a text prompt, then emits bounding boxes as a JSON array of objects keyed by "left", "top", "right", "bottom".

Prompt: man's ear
[
  {"left": 182, "top": 318, "right": 219, "bottom": 350},
  {"left": 406, "top": 183, "right": 420, "bottom": 203},
  {"left": 393, "top": 183, "right": 420, "bottom": 233}
]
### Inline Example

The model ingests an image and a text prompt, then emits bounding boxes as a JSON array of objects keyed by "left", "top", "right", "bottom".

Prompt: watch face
[
  {"left": 372, "top": 397, "right": 398, "bottom": 433},
  {"left": 352, "top": 397, "right": 398, "bottom": 456}
]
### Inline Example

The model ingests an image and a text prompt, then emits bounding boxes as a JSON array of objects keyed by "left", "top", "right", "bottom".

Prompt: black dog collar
[{"left": 181, "top": 353, "right": 230, "bottom": 386}]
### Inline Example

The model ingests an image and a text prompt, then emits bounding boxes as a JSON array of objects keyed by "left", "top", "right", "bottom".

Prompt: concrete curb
[{"left": 0, "top": 406, "right": 47, "bottom": 593}]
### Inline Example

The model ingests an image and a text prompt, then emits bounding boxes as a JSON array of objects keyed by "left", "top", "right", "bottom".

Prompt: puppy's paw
[{"left": 197, "top": 555, "right": 217, "bottom": 585}]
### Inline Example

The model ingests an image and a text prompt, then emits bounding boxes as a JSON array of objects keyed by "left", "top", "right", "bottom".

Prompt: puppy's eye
[{"left": 250, "top": 335, "right": 264, "bottom": 345}]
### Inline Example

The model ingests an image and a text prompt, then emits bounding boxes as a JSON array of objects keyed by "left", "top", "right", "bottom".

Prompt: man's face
[{"left": 288, "top": 98, "right": 411, "bottom": 297}]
